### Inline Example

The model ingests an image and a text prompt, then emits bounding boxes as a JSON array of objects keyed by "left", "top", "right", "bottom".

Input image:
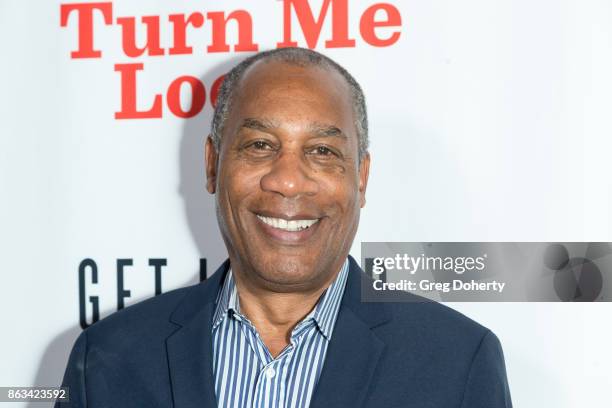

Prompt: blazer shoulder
[
  {"left": 389, "top": 297, "right": 488, "bottom": 334},
  {"left": 394, "top": 296, "right": 486, "bottom": 329},
  {"left": 377, "top": 297, "right": 493, "bottom": 358}
]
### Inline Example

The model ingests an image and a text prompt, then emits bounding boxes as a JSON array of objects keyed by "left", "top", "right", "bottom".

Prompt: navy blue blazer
[{"left": 56, "top": 256, "right": 512, "bottom": 407}]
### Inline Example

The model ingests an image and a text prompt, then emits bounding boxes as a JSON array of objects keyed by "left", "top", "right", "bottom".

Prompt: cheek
[
  {"left": 220, "top": 162, "right": 262, "bottom": 200},
  {"left": 320, "top": 176, "right": 361, "bottom": 215}
]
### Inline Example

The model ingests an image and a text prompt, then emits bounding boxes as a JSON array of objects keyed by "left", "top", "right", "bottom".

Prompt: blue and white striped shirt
[{"left": 211, "top": 259, "right": 349, "bottom": 408}]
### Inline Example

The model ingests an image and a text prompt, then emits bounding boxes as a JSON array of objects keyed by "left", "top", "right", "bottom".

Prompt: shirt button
[{"left": 265, "top": 367, "right": 276, "bottom": 379}]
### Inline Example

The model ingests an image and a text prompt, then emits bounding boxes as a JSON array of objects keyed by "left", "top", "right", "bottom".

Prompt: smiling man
[{"left": 57, "top": 48, "right": 512, "bottom": 408}]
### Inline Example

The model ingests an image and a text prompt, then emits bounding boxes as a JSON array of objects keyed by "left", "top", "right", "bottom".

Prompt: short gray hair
[{"left": 211, "top": 47, "right": 369, "bottom": 160}]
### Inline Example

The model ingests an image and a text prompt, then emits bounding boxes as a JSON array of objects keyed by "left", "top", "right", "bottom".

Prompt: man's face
[{"left": 206, "top": 61, "right": 370, "bottom": 291}]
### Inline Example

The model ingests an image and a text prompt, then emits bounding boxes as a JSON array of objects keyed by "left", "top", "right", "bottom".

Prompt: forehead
[{"left": 229, "top": 60, "right": 355, "bottom": 127}]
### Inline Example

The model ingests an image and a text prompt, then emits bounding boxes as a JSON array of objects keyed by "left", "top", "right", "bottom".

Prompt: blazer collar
[
  {"left": 166, "top": 256, "right": 392, "bottom": 408},
  {"left": 165, "top": 259, "right": 229, "bottom": 408},
  {"left": 341, "top": 255, "right": 392, "bottom": 328},
  {"left": 169, "top": 259, "right": 229, "bottom": 327},
  {"left": 309, "top": 255, "right": 392, "bottom": 408},
  {"left": 168, "top": 256, "right": 391, "bottom": 329}
]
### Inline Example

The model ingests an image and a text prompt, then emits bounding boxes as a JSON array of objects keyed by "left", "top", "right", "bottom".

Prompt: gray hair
[{"left": 211, "top": 47, "right": 369, "bottom": 160}]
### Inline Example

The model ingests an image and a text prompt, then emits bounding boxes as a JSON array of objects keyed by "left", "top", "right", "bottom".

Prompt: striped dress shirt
[{"left": 211, "top": 259, "right": 349, "bottom": 408}]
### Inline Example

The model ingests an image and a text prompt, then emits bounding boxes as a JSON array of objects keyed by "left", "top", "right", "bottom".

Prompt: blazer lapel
[
  {"left": 310, "top": 256, "right": 392, "bottom": 408},
  {"left": 164, "top": 257, "right": 389, "bottom": 408},
  {"left": 166, "top": 261, "right": 229, "bottom": 408}
]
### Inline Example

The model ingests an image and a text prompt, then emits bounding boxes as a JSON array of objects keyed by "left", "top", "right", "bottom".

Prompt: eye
[
  {"left": 251, "top": 140, "right": 273, "bottom": 150},
  {"left": 316, "top": 146, "right": 332, "bottom": 155},
  {"left": 243, "top": 140, "right": 276, "bottom": 153},
  {"left": 239, "top": 139, "right": 277, "bottom": 158},
  {"left": 309, "top": 145, "right": 337, "bottom": 157}
]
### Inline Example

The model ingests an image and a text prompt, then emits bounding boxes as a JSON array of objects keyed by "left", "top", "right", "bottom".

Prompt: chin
[{"left": 255, "top": 257, "right": 321, "bottom": 287}]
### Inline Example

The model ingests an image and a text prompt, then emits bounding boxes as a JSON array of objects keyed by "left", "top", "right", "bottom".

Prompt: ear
[
  {"left": 358, "top": 152, "right": 370, "bottom": 208},
  {"left": 205, "top": 136, "right": 218, "bottom": 194}
]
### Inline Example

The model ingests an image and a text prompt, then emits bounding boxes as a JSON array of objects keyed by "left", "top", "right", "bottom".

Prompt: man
[{"left": 57, "top": 47, "right": 512, "bottom": 407}]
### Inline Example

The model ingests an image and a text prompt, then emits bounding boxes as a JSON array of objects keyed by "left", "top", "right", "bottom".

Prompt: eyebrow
[
  {"left": 308, "top": 123, "right": 347, "bottom": 139},
  {"left": 240, "top": 118, "right": 278, "bottom": 132},
  {"left": 239, "top": 118, "right": 347, "bottom": 139}
]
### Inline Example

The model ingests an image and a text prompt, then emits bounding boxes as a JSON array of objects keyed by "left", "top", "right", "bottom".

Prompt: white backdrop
[{"left": 1, "top": 0, "right": 612, "bottom": 406}]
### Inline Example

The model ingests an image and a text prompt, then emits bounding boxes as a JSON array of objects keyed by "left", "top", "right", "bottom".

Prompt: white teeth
[{"left": 256, "top": 215, "right": 319, "bottom": 232}]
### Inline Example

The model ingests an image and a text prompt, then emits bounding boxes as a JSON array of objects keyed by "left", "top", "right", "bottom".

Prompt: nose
[{"left": 260, "top": 151, "right": 319, "bottom": 198}]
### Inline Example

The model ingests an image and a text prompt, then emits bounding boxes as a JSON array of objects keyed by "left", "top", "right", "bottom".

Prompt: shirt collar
[
  {"left": 211, "top": 269, "right": 238, "bottom": 329},
  {"left": 212, "top": 259, "right": 350, "bottom": 340},
  {"left": 311, "top": 259, "right": 349, "bottom": 339}
]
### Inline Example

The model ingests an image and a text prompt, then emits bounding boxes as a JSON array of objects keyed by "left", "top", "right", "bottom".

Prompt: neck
[
  {"left": 237, "top": 282, "right": 323, "bottom": 334},
  {"left": 228, "top": 259, "right": 343, "bottom": 357}
]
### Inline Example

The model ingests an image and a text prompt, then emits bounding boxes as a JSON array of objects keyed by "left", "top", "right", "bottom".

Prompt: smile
[{"left": 256, "top": 215, "right": 319, "bottom": 232}]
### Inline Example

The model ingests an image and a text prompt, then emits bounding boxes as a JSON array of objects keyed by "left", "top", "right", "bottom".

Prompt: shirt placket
[{"left": 249, "top": 318, "right": 317, "bottom": 408}]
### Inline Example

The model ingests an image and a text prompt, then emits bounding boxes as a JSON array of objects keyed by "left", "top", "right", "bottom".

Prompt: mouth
[
  {"left": 256, "top": 214, "right": 320, "bottom": 231},
  {"left": 254, "top": 213, "right": 322, "bottom": 243}
]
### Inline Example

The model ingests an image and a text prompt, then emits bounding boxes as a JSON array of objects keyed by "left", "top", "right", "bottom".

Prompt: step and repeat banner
[{"left": 2, "top": 0, "right": 612, "bottom": 406}]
